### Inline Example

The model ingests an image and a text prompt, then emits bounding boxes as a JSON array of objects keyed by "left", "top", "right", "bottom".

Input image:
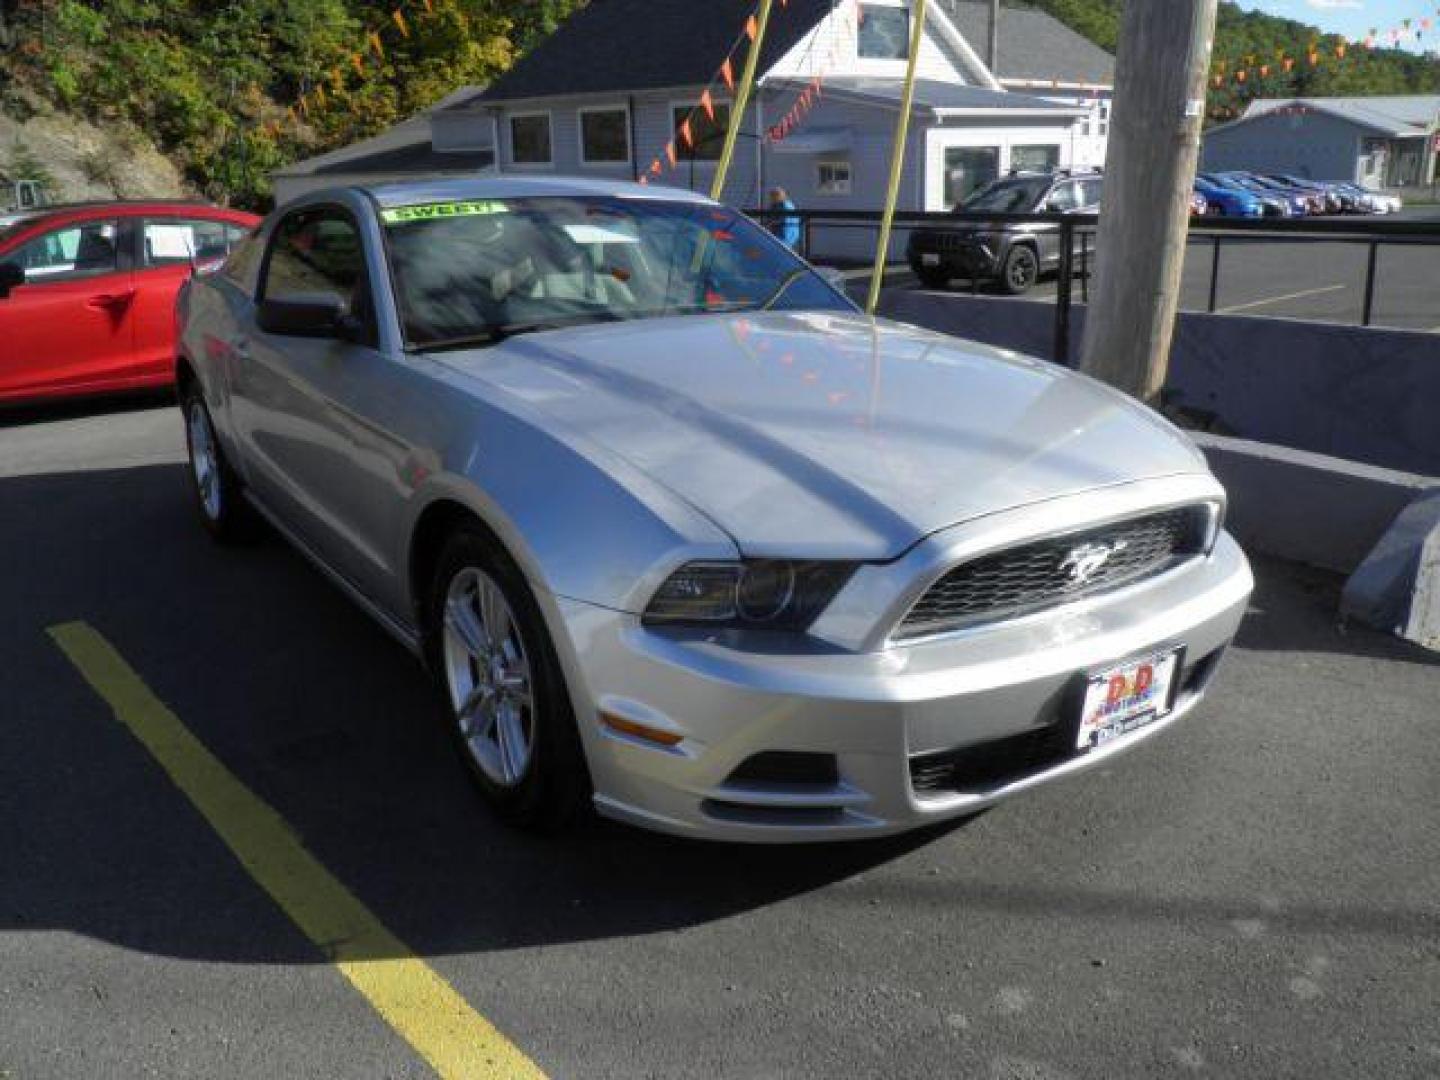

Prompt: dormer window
[{"left": 858, "top": 4, "right": 910, "bottom": 60}]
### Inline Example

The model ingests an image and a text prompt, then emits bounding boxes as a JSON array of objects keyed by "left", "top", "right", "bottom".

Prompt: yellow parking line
[{"left": 47, "top": 621, "right": 545, "bottom": 1080}]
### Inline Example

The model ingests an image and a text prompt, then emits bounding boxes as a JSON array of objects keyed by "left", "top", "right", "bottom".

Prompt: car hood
[{"left": 434, "top": 311, "right": 1208, "bottom": 560}]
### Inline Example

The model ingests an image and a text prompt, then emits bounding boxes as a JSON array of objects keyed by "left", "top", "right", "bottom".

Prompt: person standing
[{"left": 767, "top": 187, "right": 802, "bottom": 250}]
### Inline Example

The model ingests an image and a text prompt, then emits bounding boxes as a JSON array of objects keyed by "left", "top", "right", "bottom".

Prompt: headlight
[{"left": 643, "top": 560, "right": 856, "bottom": 631}]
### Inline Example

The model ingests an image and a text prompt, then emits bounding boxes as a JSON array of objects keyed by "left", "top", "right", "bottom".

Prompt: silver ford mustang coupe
[{"left": 176, "top": 176, "right": 1253, "bottom": 842}]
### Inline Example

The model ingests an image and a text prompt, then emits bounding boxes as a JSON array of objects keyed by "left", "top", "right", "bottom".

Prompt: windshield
[
  {"left": 959, "top": 178, "right": 1051, "bottom": 214},
  {"left": 380, "top": 196, "right": 852, "bottom": 348}
]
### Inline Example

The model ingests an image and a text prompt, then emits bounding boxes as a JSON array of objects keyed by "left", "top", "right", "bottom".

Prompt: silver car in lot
[{"left": 176, "top": 176, "right": 1253, "bottom": 842}]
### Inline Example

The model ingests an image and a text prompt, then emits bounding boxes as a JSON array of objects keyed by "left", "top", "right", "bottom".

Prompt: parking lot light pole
[{"left": 866, "top": 0, "right": 929, "bottom": 315}]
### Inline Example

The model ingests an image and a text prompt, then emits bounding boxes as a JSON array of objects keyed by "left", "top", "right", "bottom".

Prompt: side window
[
  {"left": 1046, "top": 182, "right": 1080, "bottom": 212},
  {"left": 259, "top": 207, "right": 374, "bottom": 338},
  {"left": 11, "top": 220, "right": 120, "bottom": 282},
  {"left": 143, "top": 218, "right": 250, "bottom": 267},
  {"left": 1079, "top": 178, "right": 1104, "bottom": 208}
]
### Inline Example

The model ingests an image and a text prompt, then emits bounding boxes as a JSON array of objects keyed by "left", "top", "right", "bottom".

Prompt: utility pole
[
  {"left": 1079, "top": 0, "right": 1218, "bottom": 401},
  {"left": 987, "top": 0, "right": 999, "bottom": 73}
]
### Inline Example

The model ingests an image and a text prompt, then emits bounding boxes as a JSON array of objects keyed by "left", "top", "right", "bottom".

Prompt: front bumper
[
  {"left": 554, "top": 528, "right": 1254, "bottom": 843},
  {"left": 908, "top": 236, "right": 1000, "bottom": 278}
]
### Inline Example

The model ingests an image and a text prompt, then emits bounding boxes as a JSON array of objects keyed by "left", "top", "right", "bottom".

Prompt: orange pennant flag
[
  {"left": 1335, "top": 43, "right": 1346, "bottom": 59},
  {"left": 351, "top": 52, "right": 365, "bottom": 75},
  {"left": 1236, "top": 69, "right": 1246, "bottom": 82},
  {"left": 679, "top": 118, "right": 693, "bottom": 148},
  {"left": 649, "top": 159, "right": 662, "bottom": 176},
  {"left": 745, "top": 15, "right": 758, "bottom": 41},
  {"left": 665, "top": 141, "right": 677, "bottom": 167},
  {"left": 1283, "top": 57, "right": 1294, "bottom": 72},
  {"left": 392, "top": 9, "right": 409, "bottom": 37},
  {"left": 369, "top": 31, "right": 385, "bottom": 59},
  {"left": 700, "top": 88, "right": 716, "bottom": 121},
  {"left": 720, "top": 57, "right": 735, "bottom": 91},
  {"left": 1308, "top": 51, "right": 1319, "bottom": 66}
]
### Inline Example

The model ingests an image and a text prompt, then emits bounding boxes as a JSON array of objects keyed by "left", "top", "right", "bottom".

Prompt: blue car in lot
[
  {"left": 1193, "top": 177, "right": 1264, "bottom": 218},
  {"left": 1220, "top": 173, "right": 1314, "bottom": 216},
  {"left": 1199, "top": 173, "right": 1289, "bottom": 217}
]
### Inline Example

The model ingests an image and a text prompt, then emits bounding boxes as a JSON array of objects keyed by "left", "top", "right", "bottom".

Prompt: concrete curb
[
  {"left": 1189, "top": 432, "right": 1437, "bottom": 575},
  {"left": 1340, "top": 490, "right": 1440, "bottom": 650}
]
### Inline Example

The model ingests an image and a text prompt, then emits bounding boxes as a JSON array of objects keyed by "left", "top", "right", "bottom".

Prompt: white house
[{"left": 273, "top": 0, "right": 1117, "bottom": 259}]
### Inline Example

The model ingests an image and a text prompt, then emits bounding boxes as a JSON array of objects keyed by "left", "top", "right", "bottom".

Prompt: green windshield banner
[{"left": 380, "top": 200, "right": 508, "bottom": 223}]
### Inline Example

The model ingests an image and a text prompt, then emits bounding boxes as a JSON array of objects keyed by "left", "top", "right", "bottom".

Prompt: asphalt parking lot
[
  {"left": 849, "top": 208, "right": 1440, "bottom": 332},
  {"left": 3, "top": 402, "right": 1439, "bottom": 1079}
]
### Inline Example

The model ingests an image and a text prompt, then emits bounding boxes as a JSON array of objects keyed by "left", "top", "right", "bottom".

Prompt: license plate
[
  {"left": 921, "top": 253, "right": 940, "bottom": 266},
  {"left": 1077, "top": 649, "right": 1181, "bottom": 751}
]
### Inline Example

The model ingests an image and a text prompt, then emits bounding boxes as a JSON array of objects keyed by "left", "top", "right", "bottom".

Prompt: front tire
[
  {"left": 180, "top": 379, "right": 252, "bottom": 543},
  {"left": 425, "top": 526, "right": 590, "bottom": 830},
  {"left": 998, "top": 245, "right": 1039, "bottom": 295}
]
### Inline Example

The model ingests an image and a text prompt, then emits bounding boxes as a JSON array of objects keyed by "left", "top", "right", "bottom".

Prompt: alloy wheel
[
  {"left": 187, "top": 398, "right": 222, "bottom": 521},
  {"left": 441, "top": 567, "right": 536, "bottom": 788}
]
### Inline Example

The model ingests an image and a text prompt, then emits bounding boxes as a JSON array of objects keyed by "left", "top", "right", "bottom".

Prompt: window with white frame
[
  {"left": 580, "top": 106, "right": 630, "bottom": 164},
  {"left": 816, "top": 161, "right": 852, "bottom": 195},
  {"left": 858, "top": 4, "right": 910, "bottom": 60},
  {"left": 509, "top": 113, "right": 552, "bottom": 165}
]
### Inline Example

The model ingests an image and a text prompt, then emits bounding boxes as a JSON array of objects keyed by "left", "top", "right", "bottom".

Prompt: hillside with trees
[
  {"left": 0, "top": 0, "right": 581, "bottom": 207},
  {"left": 1023, "top": 0, "right": 1440, "bottom": 117}
]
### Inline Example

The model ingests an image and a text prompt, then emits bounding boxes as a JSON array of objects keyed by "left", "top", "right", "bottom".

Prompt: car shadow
[
  {"left": 0, "top": 462, "right": 967, "bottom": 967},
  {"left": 0, "top": 388, "right": 174, "bottom": 429}
]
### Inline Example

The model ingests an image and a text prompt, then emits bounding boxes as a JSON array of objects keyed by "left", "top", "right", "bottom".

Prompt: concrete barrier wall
[{"left": 875, "top": 290, "right": 1440, "bottom": 477}]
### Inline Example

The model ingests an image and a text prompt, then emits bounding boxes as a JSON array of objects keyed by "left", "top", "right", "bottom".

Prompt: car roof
[
  {"left": 360, "top": 175, "right": 716, "bottom": 210},
  {"left": 0, "top": 200, "right": 259, "bottom": 252}
]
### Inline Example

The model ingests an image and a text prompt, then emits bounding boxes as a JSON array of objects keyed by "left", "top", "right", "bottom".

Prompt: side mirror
[
  {"left": 0, "top": 261, "right": 24, "bottom": 300},
  {"left": 256, "top": 292, "right": 362, "bottom": 340}
]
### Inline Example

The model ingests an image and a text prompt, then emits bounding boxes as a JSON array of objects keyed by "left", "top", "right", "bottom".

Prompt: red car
[{"left": 0, "top": 200, "right": 259, "bottom": 405}]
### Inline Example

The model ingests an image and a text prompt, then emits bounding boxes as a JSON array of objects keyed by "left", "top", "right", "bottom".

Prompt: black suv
[{"left": 906, "top": 170, "right": 1102, "bottom": 295}]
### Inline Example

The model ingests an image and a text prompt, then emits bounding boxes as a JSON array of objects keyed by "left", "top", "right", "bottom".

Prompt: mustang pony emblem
[{"left": 1059, "top": 540, "right": 1129, "bottom": 585}]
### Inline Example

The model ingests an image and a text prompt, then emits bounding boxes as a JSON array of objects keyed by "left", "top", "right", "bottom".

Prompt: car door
[
  {"left": 129, "top": 216, "right": 251, "bottom": 384},
  {"left": 0, "top": 216, "right": 137, "bottom": 401},
  {"left": 1036, "top": 181, "right": 1081, "bottom": 268},
  {"left": 232, "top": 203, "right": 409, "bottom": 602}
]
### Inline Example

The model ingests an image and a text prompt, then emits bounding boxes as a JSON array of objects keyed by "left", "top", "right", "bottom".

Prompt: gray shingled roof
[
  {"left": 1242, "top": 95, "right": 1440, "bottom": 137},
  {"left": 942, "top": 1, "right": 1114, "bottom": 85},
  {"left": 473, "top": 0, "right": 837, "bottom": 104}
]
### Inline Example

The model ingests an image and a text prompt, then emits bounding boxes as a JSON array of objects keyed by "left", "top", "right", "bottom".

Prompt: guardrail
[{"left": 747, "top": 207, "right": 1440, "bottom": 364}]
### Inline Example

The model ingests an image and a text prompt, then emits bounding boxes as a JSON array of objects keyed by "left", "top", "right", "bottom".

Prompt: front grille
[{"left": 895, "top": 506, "right": 1209, "bottom": 641}]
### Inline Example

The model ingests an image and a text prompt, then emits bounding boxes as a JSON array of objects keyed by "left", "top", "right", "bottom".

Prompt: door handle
[{"left": 85, "top": 291, "right": 136, "bottom": 311}]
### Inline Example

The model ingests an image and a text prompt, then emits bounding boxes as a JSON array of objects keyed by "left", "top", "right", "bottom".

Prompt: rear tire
[
  {"left": 424, "top": 525, "right": 590, "bottom": 831},
  {"left": 180, "top": 378, "right": 254, "bottom": 543}
]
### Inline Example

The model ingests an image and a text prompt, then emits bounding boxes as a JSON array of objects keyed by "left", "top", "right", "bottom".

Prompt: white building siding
[{"left": 767, "top": 0, "right": 971, "bottom": 85}]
